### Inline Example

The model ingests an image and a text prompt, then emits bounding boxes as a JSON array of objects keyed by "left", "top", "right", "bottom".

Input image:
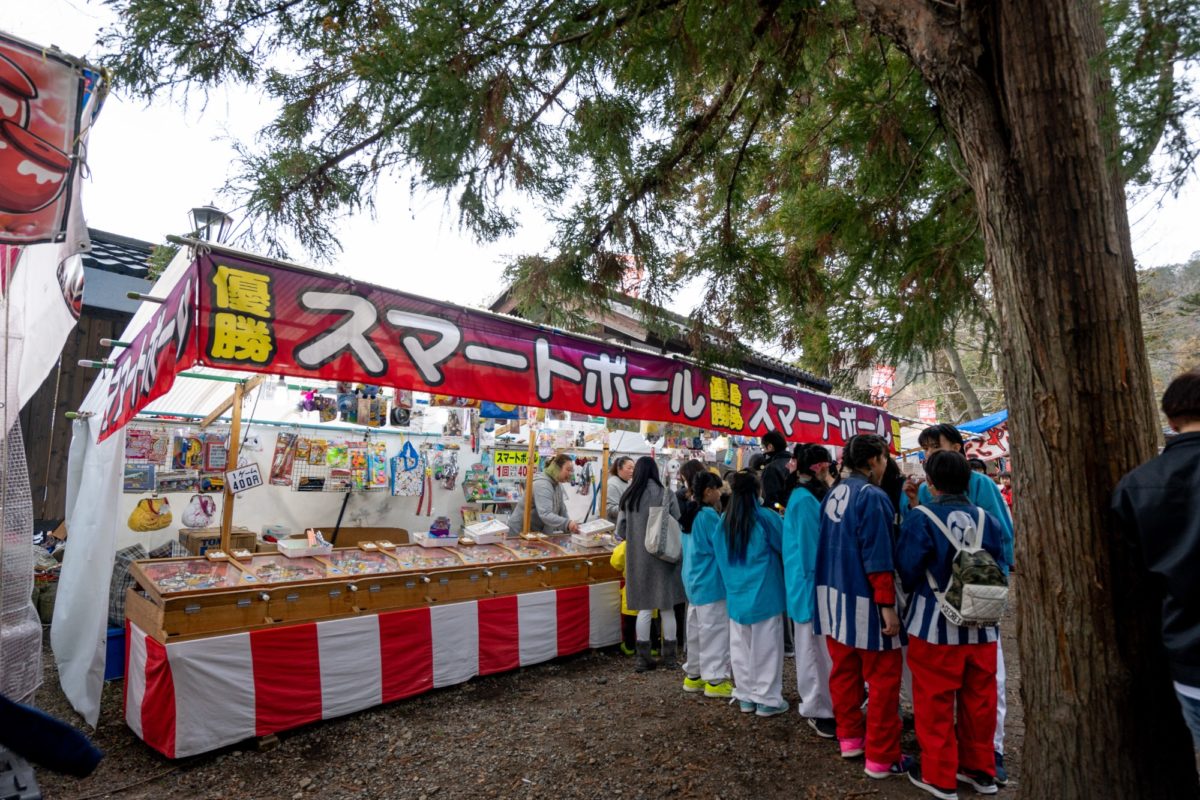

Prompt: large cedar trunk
[{"left": 856, "top": 1, "right": 1199, "bottom": 797}]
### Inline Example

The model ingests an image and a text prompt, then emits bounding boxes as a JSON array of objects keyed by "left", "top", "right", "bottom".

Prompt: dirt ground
[{"left": 31, "top": 592, "right": 1022, "bottom": 800}]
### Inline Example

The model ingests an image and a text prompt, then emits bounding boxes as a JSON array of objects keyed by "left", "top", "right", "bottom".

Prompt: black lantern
[{"left": 188, "top": 203, "right": 234, "bottom": 243}]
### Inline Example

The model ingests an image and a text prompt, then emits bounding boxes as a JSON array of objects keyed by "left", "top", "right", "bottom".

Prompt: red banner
[
  {"left": 0, "top": 33, "right": 94, "bottom": 244},
  {"left": 97, "top": 269, "right": 199, "bottom": 439},
  {"left": 174, "top": 251, "right": 891, "bottom": 447}
]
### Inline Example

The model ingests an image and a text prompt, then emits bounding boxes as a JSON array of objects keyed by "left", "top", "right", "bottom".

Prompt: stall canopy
[
  {"left": 55, "top": 240, "right": 895, "bottom": 725},
  {"left": 960, "top": 409, "right": 1010, "bottom": 462},
  {"left": 95, "top": 240, "right": 894, "bottom": 448}
]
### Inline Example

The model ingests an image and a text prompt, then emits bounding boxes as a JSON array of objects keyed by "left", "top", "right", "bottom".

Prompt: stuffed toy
[{"left": 128, "top": 498, "right": 172, "bottom": 532}]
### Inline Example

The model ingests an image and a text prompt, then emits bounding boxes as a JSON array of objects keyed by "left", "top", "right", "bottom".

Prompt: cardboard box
[{"left": 178, "top": 526, "right": 255, "bottom": 555}]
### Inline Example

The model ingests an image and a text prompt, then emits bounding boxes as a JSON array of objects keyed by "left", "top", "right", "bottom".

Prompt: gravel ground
[{"left": 31, "top": 589, "right": 1022, "bottom": 800}]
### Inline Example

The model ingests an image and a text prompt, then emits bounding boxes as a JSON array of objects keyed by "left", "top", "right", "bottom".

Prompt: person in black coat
[
  {"left": 759, "top": 430, "right": 794, "bottom": 511},
  {"left": 1113, "top": 370, "right": 1200, "bottom": 747}
]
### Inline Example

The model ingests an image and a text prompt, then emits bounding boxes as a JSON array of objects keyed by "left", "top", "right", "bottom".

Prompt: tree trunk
[
  {"left": 942, "top": 344, "right": 984, "bottom": 419},
  {"left": 856, "top": 1, "right": 1198, "bottom": 797}
]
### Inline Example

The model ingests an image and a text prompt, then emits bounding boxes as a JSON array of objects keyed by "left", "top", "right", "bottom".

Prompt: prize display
[{"left": 126, "top": 535, "right": 618, "bottom": 643}]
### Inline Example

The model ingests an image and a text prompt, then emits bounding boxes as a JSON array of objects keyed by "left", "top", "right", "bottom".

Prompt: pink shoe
[{"left": 839, "top": 737, "right": 865, "bottom": 758}]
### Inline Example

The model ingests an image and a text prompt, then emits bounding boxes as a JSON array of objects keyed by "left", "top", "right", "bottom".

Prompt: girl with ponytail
[
  {"left": 813, "top": 434, "right": 911, "bottom": 778},
  {"left": 712, "top": 470, "right": 788, "bottom": 717}
]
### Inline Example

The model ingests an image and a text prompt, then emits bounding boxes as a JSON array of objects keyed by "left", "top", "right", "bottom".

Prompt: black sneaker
[
  {"left": 956, "top": 768, "right": 998, "bottom": 795},
  {"left": 993, "top": 751, "right": 1008, "bottom": 786},
  {"left": 806, "top": 717, "right": 837, "bottom": 738},
  {"left": 908, "top": 763, "right": 958, "bottom": 800}
]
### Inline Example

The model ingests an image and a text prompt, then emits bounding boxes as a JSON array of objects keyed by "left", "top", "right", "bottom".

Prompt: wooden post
[
  {"left": 219, "top": 382, "right": 245, "bottom": 553},
  {"left": 598, "top": 442, "right": 610, "bottom": 521},
  {"left": 735, "top": 446, "right": 744, "bottom": 471},
  {"left": 521, "top": 427, "right": 537, "bottom": 534}
]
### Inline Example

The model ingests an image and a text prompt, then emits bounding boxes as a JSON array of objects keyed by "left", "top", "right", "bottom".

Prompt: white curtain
[{"left": 51, "top": 417, "right": 124, "bottom": 725}]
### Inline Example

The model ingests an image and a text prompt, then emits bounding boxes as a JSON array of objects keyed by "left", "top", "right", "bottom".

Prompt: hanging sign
[
  {"left": 225, "top": 463, "right": 264, "bottom": 493},
  {"left": 492, "top": 449, "right": 529, "bottom": 479},
  {"left": 96, "top": 269, "right": 199, "bottom": 440},
  {"left": 100, "top": 250, "right": 894, "bottom": 448}
]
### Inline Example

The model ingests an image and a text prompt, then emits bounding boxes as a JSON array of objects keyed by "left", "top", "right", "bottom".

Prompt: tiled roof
[{"left": 82, "top": 228, "right": 154, "bottom": 278}]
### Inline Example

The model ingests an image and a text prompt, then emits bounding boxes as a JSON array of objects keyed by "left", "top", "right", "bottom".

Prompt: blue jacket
[
  {"left": 895, "top": 495, "right": 1009, "bottom": 644},
  {"left": 815, "top": 475, "right": 904, "bottom": 651},
  {"left": 919, "top": 469, "right": 1013, "bottom": 566},
  {"left": 713, "top": 505, "right": 786, "bottom": 626},
  {"left": 782, "top": 485, "right": 822, "bottom": 624},
  {"left": 681, "top": 506, "right": 726, "bottom": 607}
]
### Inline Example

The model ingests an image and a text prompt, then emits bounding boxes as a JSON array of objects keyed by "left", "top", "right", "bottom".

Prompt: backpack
[{"left": 914, "top": 505, "right": 1008, "bottom": 628}]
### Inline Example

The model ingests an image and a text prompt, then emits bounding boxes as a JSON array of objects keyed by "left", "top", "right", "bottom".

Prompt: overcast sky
[{"left": 7, "top": 1, "right": 1199, "bottom": 320}]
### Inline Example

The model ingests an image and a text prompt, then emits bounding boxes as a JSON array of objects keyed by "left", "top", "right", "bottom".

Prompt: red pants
[
  {"left": 907, "top": 637, "right": 998, "bottom": 788},
  {"left": 826, "top": 638, "right": 902, "bottom": 764}
]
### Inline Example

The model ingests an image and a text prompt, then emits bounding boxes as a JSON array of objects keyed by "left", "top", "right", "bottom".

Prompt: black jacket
[
  {"left": 760, "top": 450, "right": 794, "bottom": 511},
  {"left": 1113, "top": 432, "right": 1200, "bottom": 685}
]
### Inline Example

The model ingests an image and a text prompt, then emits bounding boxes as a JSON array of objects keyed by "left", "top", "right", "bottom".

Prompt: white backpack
[{"left": 914, "top": 505, "right": 1008, "bottom": 628}]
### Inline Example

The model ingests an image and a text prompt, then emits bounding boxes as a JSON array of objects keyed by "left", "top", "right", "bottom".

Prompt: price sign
[
  {"left": 225, "top": 463, "right": 264, "bottom": 493},
  {"left": 493, "top": 449, "right": 530, "bottom": 479}
]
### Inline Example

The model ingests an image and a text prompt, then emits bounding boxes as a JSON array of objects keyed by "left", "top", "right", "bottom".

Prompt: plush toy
[{"left": 181, "top": 494, "right": 217, "bottom": 528}]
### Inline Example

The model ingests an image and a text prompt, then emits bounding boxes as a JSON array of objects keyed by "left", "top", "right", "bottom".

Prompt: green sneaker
[
  {"left": 619, "top": 642, "right": 635, "bottom": 656},
  {"left": 704, "top": 680, "right": 734, "bottom": 698},
  {"left": 682, "top": 675, "right": 705, "bottom": 693}
]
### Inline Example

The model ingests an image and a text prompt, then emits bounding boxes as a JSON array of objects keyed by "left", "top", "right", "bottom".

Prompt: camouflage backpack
[{"left": 915, "top": 505, "right": 1008, "bottom": 628}]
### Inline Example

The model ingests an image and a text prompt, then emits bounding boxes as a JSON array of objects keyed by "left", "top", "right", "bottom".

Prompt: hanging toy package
[
  {"left": 390, "top": 442, "right": 423, "bottom": 497},
  {"left": 181, "top": 494, "right": 217, "bottom": 528}
]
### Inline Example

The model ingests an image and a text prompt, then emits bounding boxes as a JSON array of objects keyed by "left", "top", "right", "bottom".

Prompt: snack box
[{"left": 412, "top": 530, "right": 459, "bottom": 548}]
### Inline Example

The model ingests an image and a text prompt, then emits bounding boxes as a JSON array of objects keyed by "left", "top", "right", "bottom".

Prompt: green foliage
[{"left": 98, "top": 0, "right": 1200, "bottom": 376}]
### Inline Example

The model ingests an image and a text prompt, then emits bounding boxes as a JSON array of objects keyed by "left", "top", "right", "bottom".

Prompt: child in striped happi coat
[
  {"left": 814, "top": 434, "right": 910, "bottom": 779},
  {"left": 896, "top": 450, "right": 1008, "bottom": 800}
]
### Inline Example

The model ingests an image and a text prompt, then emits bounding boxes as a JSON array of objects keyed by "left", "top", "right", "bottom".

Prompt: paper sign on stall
[{"left": 225, "top": 463, "right": 264, "bottom": 493}]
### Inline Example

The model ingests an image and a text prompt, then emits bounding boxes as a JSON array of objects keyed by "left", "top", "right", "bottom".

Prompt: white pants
[
  {"left": 683, "top": 601, "right": 732, "bottom": 683},
  {"left": 729, "top": 614, "right": 785, "bottom": 708},
  {"left": 793, "top": 620, "right": 834, "bottom": 718},
  {"left": 636, "top": 608, "right": 677, "bottom": 641},
  {"left": 995, "top": 636, "right": 1007, "bottom": 752}
]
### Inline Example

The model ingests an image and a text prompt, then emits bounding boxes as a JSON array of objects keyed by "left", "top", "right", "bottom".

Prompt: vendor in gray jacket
[
  {"left": 508, "top": 453, "right": 580, "bottom": 535},
  {"left": 607, "top": 456, "right": 634, "bottom": 523}
]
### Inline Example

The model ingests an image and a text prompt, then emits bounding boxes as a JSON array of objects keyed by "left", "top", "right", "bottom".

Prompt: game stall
[{"left": 53, "top": 238, "right": 895, "bottom": 756}]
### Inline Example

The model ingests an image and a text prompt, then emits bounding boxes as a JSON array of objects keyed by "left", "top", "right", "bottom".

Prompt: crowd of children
[{"left": 616, "top": 428, "right": 1013, "bottom": 800}]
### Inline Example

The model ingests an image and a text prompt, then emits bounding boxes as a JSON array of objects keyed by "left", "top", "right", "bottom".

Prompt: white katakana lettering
[
  {"left": 772, "top": 395, "right": 797, "bottom": 436},
  {"left": 670, "top": 369, "right": 707, "bottom": 419},
  {"left": 297, "top": 292, "right": 387, "bottom": 376},
  {"left": 582, "top": 353, "right": 630, "bottom": 412},
  {"left": 387, "top": 310, "right": 463, "bottom": 385},
  {"left": 463, "top": 344, "right": 529, "bottom": 371},
  {"left": 747, "top": 388, "right": 775, "bottom": 431},
  {"left": 534, "top": 338, "right": 583, "bottom": 402}
]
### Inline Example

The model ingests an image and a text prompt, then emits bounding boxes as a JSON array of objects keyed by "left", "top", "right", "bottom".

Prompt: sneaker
[
  {"left": 756, "top": 700, "right": 790, "bottom": 717},
  {"left": 908, "top": 763, "right": 958, "bottom": 800},
  {"left": 682, "top": 675, "right": 705, "bottom": 693},
  {"left": 704, "top": 680, "right": 734, "bottom": 699},
  {"left": 956, "top": 769, "right": 998, "bottom": 795},
  {"left": 865, "top": 754, "right": 915, "bottom": 779},
  {"left": 619, "top": 642, "right": 635, "bottom": 656},
  {"left": 734, "top": 699, "right": 756, "bottom": 713},
  {"left": 806, "top": 717, "right": 837, "bottom": 739},
  {"left": 993, "top": 752, "right": 1008, "bottom": 787},
  {"left": 839, "top": 737, "right": 865, "bottom": 758}
]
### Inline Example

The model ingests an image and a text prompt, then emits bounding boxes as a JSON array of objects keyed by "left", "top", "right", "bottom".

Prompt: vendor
[
  {"left": 606, "top": 456, "right": 634, "bottom": 523},
  {"left": 508, "top": 453, "right": 580, "bottom": 535}
]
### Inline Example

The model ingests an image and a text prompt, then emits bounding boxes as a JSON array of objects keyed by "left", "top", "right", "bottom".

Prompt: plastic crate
[{"left": 104, "top": 627, "right": 124, "bottom": 682}]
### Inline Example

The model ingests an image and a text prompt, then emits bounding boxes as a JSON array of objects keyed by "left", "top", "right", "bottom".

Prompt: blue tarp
[{"left": 957, "top": 409, "right": 1008, "bottom": 434}]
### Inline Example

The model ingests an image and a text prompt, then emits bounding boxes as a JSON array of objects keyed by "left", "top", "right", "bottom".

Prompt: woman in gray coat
[
  {"left": 606, "top": 456, "right": 634, "bottom": 524},
  {"left": 617, "top": 456, "right": 685, "bottom": 672},
  {"left": 507, "top": 454, "right": 580, "bottom": 535}
]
